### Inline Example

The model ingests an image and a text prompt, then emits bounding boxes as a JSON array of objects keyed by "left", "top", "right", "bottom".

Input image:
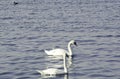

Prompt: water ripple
[{"left": 88, "top": 74, "right": 116, "bottom": 78}]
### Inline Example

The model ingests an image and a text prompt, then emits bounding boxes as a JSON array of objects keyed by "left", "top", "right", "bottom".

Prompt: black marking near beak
[
  {"left": 66, "top": 53, "right": 69, "bottom": 57},
  {"left": 74, "top": 42, "right": 77, "bottom": 46}
]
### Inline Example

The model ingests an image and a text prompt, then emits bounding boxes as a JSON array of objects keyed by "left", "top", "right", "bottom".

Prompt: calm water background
[{"left": 0, "top": 0, "right": 120, "bottom": 79}]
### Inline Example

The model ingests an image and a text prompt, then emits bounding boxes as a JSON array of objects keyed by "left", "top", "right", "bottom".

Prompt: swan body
[
  {"left": 37, "top": 54, "right": 67, "bottom": 75},
  {"left": 44, "top": 49, "right": 68, "bottom": 56},
  {"left": 44, "top": 40, "right": 77, "bottom": 56}
]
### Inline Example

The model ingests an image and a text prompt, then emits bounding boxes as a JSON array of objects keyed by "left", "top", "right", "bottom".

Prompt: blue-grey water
[{"left": 0, "top": 0, "right": 120, "bottom": 79}]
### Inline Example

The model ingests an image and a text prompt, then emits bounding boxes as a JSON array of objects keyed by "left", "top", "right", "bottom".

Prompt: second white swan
[{"left": 44, "top": 40, "right": 77, "bottom": 56}]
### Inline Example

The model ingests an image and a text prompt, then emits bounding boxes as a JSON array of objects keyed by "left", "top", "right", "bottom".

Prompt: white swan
[
  {"left": 37, "top": 53, "right": 67, "bottom": 76},
  {"left": 44, "top": 40, "right": 77, "bottom": 56}
]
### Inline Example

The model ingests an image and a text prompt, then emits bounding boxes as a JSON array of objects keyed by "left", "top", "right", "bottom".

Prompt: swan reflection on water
[
  {"left": 37, "top": 53, "right": 72, "bottom": 79},
  {"left": 67, "top": 56, "right": 72, "bottom": 68},
  {"left": 38, "top": 74, "right": 69, "bottom": 79},
  {"left": 45, "top": 54, "right": 73, "bottom": 68}
]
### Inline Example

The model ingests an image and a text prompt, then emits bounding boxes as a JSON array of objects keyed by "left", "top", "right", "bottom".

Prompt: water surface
[{"left": 0, "top": 0, "right": 120, "bottom": 79}]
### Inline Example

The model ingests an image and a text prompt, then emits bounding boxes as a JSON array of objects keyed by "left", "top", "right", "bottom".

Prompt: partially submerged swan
[
  {"left": 37, "top": 53, "right": 67, "bottom": 76},
  {"left": 44, "top": 40, "right": 77, "bottom": 56}
]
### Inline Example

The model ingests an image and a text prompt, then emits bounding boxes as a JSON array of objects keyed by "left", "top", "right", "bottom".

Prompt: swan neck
[
  {"left": 68, "top": 42, "right": 72, "bottom": 55},
  {"left": 63, "top": 54, "right": 67, "bottom": 73}
]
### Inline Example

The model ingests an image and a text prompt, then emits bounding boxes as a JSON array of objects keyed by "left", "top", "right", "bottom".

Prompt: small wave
[
  {"left": 0, "top": 17, "right": 13, "bottom": 20},
  {"left": 88, "top": 74, "right": 115, "bottom": 78},
  {"left": 94, "top": 35, "right": 120, "bottom": 38},
  {"left": 70, "top": 72, "right": 86, "bottom": 76},
  {"left": 15, "top": 72, "right": 26, "bottom": 76},
  {"left": 113, "top": 55, "right": 120, "bottom": 58},
  {"left": 78, "top": 40, "right": 96, "bottom": 42},
  {"left": 17, "top": 77, "right": 31, "bottom": 79},
  {"left": 0, "top": 71, "right": 13, "bottom": 75},
  {"left": 10, "top": 58, "right": 21, "bottom": 61},
  {"left": 106, "top": 60, "right": 120, "bottom": 63},
  {"left": 82, "top": 67, "right": 103, "bottom": 71},
  {"left": 1, "top": 43, "right": 16, "bottom": 46}
]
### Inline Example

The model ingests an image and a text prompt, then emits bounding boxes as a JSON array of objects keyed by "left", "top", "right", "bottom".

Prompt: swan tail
[
  {"left": 44, "top": 50, "right": 51, "bottom": 55},
  {"left": 36, "top": 70, "right": 43, "bottom": 74}
]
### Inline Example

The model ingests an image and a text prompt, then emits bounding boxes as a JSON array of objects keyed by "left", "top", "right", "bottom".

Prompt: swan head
[{"left": 69, "top": 40, "right": 77, "bottom": 46}]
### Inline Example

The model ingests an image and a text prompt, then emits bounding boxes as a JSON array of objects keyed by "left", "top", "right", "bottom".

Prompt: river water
[{"left": 0, "top": 0, "right": 120, "bottom": 79}]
